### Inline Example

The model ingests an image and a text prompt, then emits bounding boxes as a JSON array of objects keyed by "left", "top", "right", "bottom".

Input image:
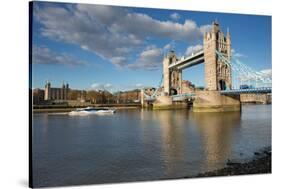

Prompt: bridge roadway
[{"left": 168, "top": 50, "right": 204, "bottom": 70}]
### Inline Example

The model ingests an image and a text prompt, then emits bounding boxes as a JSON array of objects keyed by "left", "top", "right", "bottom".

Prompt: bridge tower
[
  {"left": 163, "top": 50, "right": 182, "bottom": 95},
  {"left": 203, "top": 21, "right": 232, "bottom": 91}
]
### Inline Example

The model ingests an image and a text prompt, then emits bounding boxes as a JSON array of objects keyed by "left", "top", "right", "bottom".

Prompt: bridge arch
[
  {"left": 170, "top": 88, "right": 178, "bottom": 95},
  {"left": 218, "top": 80, "right": 226, "bottom": 90}
]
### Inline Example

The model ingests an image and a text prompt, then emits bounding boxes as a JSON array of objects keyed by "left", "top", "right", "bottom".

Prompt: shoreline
[
  {"left": 188, "top": 146, "right": 271, "bottom": 178},
  {"left": 33, "top": 104, "right": 141, "bottom": 113}
]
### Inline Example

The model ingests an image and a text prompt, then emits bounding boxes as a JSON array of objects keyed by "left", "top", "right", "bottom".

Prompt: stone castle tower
[
  {"left": 44, "top": 81, "right": 51, "bottom": 100},
  {"left": 203, "top": 21, "right": 232, "bottom": 91},
  {"left": 44, "top": 81, "right": 69, "bottom": 100}
]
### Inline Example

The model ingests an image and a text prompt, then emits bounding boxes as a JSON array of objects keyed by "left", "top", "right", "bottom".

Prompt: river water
[{"left": 32, "top": 105, "right": 271, "bottom": 187}]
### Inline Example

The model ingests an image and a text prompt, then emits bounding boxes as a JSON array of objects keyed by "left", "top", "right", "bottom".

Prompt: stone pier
[
  {"left": 152, "top": 96, "right": 173, "bottom": 109},
  {"left": 240, "top": 93, "right": 271, "bottom": 104},
  {"left": 193, "top": 91, "right": 241, "bottom": 112}
]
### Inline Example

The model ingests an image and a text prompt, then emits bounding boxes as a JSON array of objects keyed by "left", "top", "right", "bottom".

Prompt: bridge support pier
[
  {"left": 152, "top": 96, "right": 173, "bottom": 109},
  {"left": 141, "top": 89, "right": 153, "bottom": 108},
  {"left": 193, "top": 91, "right": 241, "bottom": 112}
]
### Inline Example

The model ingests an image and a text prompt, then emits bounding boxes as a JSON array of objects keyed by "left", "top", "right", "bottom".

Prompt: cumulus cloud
[
  {"left": 90, "top": 82, "right": 145, "bottom": 92},
  {"left": 34, "top": 3, "right": 210, "bottom": 70},
  {"left": 127, "top": 46, "right": 163, "bottom": 71},
  {"left": 164, "top": 43, "right": 172, "bottom": 51},
  {"left": 231, "top": 49, "right": 246, "bottom": 58},
  {"left": 32, "top": 45, "right": 88, "bottom": 66},
  {"left": 91, "top": 83, "right": 115, "bottom": 91},
  {"left": 260, "top": 69, "right": 272, "bottom": 77},
  {"left": 135, "top": 83, "right": 143, "bottom": 88},
  {"left": 185, "top": 44, "right": 203, "bottom": 56},
  {"left": 163, "top": 41, "right": 176, "bottom": 52},
  {"left": 170, "top": 12, "right": 180, "bottom": 21}
]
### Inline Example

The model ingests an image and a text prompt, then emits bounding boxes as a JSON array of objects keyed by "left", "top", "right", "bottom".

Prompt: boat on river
[{"left": 69, "top": 107, "right": 116, "bottom": 116}]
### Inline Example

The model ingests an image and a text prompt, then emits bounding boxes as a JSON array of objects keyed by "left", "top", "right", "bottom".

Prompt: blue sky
[{"left": 32, "top": 2, "right": 271, "bottom": 91}]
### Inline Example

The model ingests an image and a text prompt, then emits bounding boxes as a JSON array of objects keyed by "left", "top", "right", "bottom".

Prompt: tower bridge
[{"left": 141, "top": 21, "right": 271, "bottom": 112}]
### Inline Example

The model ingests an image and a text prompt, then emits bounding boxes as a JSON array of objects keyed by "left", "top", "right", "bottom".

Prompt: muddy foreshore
[{"left": 189, "top": 146, "right": 271, "bottom": 178}]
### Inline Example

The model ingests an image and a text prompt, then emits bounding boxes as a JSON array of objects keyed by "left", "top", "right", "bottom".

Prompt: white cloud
[
  {"left": 231, "top": 49, "right": 246, "bottom": 58},
  {"left": 199, "top": 24, "right": 212, "bottom": 34},
  {"left": 90, "top": 82, "right": 145, "bottom": 92},
  {"left": 104, "top": 83, "right": 113, "bottom": 88},
  {"left": 127, "top": 46, "right": 163, "bottom": 70},
  {"left": 109, "top": 57, "right": 127, "bottom": 67},
  {"left": 32, "top": 46, "right": 88, "bottom": 66},
  {"left": 34, "top": 4, "right": 210, "bottom": 70},
  {"left": 170, "top": 13, "right": 180, "bottom": 21},
  {"left": 91, "top": 83, "right": 115, "bottom": 91},
  {"left": 185, "top": 44, "right": 203, "bottom": 56},
  {"left": 164, "top": 43, "right": 172, "bottom": 51},
  {"left": 260, "top": 69, "right": 272, "bottom": 77},
  {"left": 135, "top": 83, "right": 143, "bottom": 87},
  {"left": 163, "top": 41, "right": 176, "bottom": 52}
]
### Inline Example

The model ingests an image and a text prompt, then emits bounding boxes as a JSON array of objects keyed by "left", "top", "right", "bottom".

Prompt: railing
[
  {"left": 220, "top": 87, "right": 272, "bottom": 94},
  {"left": 171, "top": 93, "right": 195, "bottom": 101},
  {"left": 143, "top": 93, "right": 195, "bottom": 102}
]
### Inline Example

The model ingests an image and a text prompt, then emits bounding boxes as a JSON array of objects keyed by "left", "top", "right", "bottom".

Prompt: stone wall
[
  {"left": 153, "top": 96, "right": 173, "bottom": 109},
  {"left": 193, "top": 91, "right": 241, "bottom": 112},
  {"left": 240, "top": 93, "right": 271, "bottom": 104}
]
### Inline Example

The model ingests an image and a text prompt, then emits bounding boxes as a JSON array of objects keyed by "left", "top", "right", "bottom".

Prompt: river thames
[{"left": 32, "top": 104, "right": 271, "bottom": 187}]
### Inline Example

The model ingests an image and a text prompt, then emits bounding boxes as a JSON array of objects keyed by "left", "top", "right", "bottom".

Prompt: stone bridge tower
[
  {"left": 203, "top": 21, "right": 232, "bottom": 91},
  {"left": 163, "top": 50, "right": 182, "bottom": 95}
]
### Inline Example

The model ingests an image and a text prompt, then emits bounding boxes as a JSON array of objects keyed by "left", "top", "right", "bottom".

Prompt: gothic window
[{"left": 207, "top": 33, "right": 211, "bottom": 40}]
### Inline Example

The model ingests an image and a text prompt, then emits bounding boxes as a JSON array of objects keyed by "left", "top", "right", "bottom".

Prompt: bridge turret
[
  {"left": 203, "top": 21, "right": 232, "bottom": 91},
  {"left": 163, "top": 50, "right": 179, "bottom": 95},
  {"left": 211, "top": 20, "right": 220, "bottom": 33}
]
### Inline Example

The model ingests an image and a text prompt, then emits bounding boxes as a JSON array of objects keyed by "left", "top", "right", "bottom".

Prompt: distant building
[
  {"left": 143, "top": 88, "right": 156, "bottom": 96},
  {"left": 116, "top": 89, "right": 140, "bottom": 103},
  {"left": 44, "top": 81, "right": 69, "bottom": 100},
  {"left": 32, "top": 88, "right": 44, "bottom": 105},
  {"left": 181, "top": 80, "right": 195, "bottom": 93}
]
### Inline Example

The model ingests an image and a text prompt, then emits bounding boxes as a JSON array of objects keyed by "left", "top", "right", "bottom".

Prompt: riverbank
[
  {"left": 33, "top": 104, "right": 141, "bottom": 113},
  {"left": 190, "top": 146, "right": 271, "bottom": 178}
]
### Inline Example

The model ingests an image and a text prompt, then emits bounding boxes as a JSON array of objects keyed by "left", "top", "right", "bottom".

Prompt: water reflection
[
  {"left": 156, "top": 110, "right": 186, "bottom": 176},
  {"left": 154, "top": 110, "right": 242, "bottom": 175},
  {"left": 191, "top": 112, "right": 241, "bottom": 171}
]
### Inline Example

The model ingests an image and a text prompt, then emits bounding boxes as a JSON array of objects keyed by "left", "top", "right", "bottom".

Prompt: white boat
[{"left": 69, "top": 107, "right": 116, "bottom": 116}]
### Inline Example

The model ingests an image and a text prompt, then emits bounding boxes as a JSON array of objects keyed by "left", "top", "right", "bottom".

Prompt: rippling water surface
[{"left": 32, "top": 105, "right": 271, "bottom": 187}]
